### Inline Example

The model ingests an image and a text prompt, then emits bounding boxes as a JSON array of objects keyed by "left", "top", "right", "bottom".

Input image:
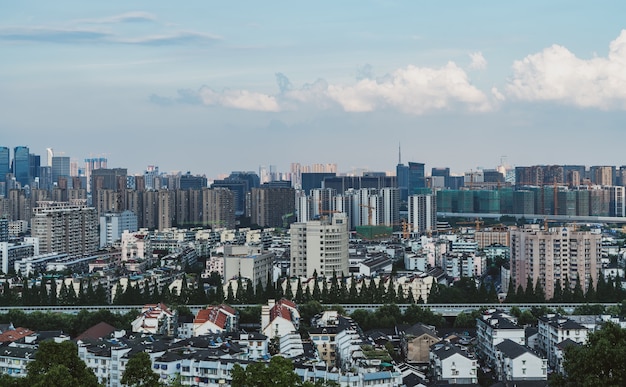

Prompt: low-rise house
[
  {"left": 400, "top": 323, "right": 440, "bottom": 364},
  {"left": 537, "top": 314, "right": 588, "bottom": 369},
  {"left": 476, "top": 310, "right": 524, "bottom": 367},
  {"left": 430, "top": 342, "right": 478, "bottom": 385},
  {"left": 494, "top": 339, "right": 547, "bottom": 383},
  {"left": 131, "top": 303, "right": 177, "bottom": 335},
  {"left": 193, "top": 304, "right": 238, "bottom": 336}
]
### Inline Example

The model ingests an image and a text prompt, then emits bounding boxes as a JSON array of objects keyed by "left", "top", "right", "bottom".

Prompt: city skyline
[{"left": 2, "top": 1, "right": 626, "bottom": 178}]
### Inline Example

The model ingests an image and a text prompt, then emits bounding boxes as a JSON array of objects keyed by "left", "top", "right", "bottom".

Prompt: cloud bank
[
  {"left": 158, "top": 62, "right": 496, "bottom": 114},
  {"left": 507, "top": 29, "right": 626, "bottom": 109}
]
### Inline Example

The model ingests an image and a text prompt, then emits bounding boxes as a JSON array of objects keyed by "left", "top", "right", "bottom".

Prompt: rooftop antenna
[{"left": 398, "top": 142, "right": 402, "bottom": 165}]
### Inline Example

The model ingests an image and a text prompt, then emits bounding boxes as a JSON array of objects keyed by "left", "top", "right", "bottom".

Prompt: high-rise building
[
  {"left": 0, "top": 218, "right": 8, "bottom": 242},
  {"left": 510, "top": 226, "right": 601, "bottom": 300},
  {"left": 12, "top": 146, "right": 30, "bottom": 187},
  {"left": 379, "top": 187, "right": 399, "bottom": 227},
  {"left": 408, "top": 194, "right": 436, "bottom": 235},
  {"left": 0, "top": 147, "right": 9, "bottom": 179},
  {"left": 51, "top": 156, "right": 71, "bottom": 185},
  {"left": 290, "top": 213, "right": 349, "bottom": 278},
  {"left": 202, "top": 188, "right": 236, "bottom": 229},
  {"left": 29, "top": 153, "right": 40, "bottom": 185},
  {"left": 99, "top": 210, "right": 138, "bottom": 247},
  {"left": 301, "top": 172, "right": 336, "bottom": 194},
  {"left": 31, "top": 201, "right": 99, "bottom": 256},
  {"left": 250, "top": 186, "right": 295, "bottom": 228},
  {"left": 0, "top": 147, "right": 9, "bottom": 197},
  {"left": 408, "top": 162, "right": 426, "bottom": 195}
]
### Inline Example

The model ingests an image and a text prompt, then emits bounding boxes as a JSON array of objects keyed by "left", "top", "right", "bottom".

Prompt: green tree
[
  {"left": 121, "top": 351, "right": 161, "bottom": 387},
  {"left": 231, "top": 356, "right": 301, "bottom": 387},
  {"left": 554, "top": 322, "right": 626, "bottom": 386},
  {"left": 25, "top": 340, "right": 99, "bottom": 387}
]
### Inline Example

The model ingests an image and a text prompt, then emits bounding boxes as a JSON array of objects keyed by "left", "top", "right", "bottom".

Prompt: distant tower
[{"left": 46, "top": 148, "right": 54, "bottom": 167}]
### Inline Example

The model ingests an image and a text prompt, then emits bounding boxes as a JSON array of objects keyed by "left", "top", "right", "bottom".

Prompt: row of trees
[
  {"left": 3, "top": 267, "right": 625, "bottom": 308},
  {"left": 504, "top": 271, "right": 626, "bottom": 303}
]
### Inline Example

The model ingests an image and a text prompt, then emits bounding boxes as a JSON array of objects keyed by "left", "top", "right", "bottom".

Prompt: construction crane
[{"left": 359, "top": 203, "right": 375, "bottom": 226}]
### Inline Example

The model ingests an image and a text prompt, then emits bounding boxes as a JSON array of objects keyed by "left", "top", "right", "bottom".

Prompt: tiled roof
[
  {"left": 194, "top": 305, "right": 230, "bottom": 329},
  {"left": 495, "top": 339, "right": 533, "bottom": 359},
  {"left": 0, "top": 328, "right": 34, "bottom": 343},
  {"left": 76, "top": 322, "right": 117, "bottom": 341}
]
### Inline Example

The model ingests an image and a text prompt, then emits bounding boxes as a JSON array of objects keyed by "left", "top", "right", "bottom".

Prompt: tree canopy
[
  {"left": 121, "top": 351, "right": 161, "bottom": 387},
  {"left": 25, "top": 340, "right": 99, "bottom": 387},
  {"left": 554, "top": 322, "right": 626, "bottom": 386}
]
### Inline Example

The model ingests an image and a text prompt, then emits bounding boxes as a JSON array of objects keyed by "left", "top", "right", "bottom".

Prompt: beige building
[
  {"left": 31, "top": 201, "right": 98, "bottom": 257},
  {"left": 290, "top": 213, "right": 349, "bottom": 278},
  {"left": 222, "top": 245, "right": 274, "bottom": 287},
  {"left": 202, "top": 188, "right": 235, "bottom": 229},
  {"left": 475, "top": 227, "right": 510, "bottom": 248},
  {"left": 510, "top": 226, "right": 601, "bottom": 300}
]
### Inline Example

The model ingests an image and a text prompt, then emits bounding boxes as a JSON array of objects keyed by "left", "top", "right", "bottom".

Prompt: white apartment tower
[
  {"left": 510, "top": 226, "right": 601, "bottom": 300},
  {"left": 408, "top": 194, "right": 437, "bottom": 235},
  {"left": 290, "top": 213, "right": 349, "bottom": 278}
]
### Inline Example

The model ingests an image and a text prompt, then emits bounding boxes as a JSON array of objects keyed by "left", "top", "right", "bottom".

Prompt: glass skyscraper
[{"left": 12, "top": 146, "right": 30, "bottom": 187}]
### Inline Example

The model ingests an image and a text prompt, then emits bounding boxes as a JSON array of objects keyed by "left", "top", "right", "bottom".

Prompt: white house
[
  {"left": 476, "top": 310, "right": 525, "bottom": 367},
  {"left": 430, "top": 342, "right": 478, "bottom": 385},
  {"left": 131, "top": 303, "right": 176, "bottom": 335},
  {"left": 537, "top": 314, "right": 588, "bottom": 369},
  {"left": 193, "top": 304, "right": 238, "bottom": 336},
  {"left": 495, "top": 339, "right": 548, "bottom": 382}
]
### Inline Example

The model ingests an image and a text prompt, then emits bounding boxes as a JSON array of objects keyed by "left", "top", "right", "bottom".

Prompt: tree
[
  {"left": 121, "top": 351, "right": 161, "bottom": 387},
  {"left": 554, "top": 322, "right": 626, "bottom": 386},
  {"left": 231, "top": 356, "right": 301, "bottom": 387},
  {"left": 25, "top": 340, "right": 99, "bottom": 387}
]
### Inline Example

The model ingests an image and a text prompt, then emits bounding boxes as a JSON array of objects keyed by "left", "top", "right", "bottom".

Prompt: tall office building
[
  {"left": 0, "top": 147, "right": 9, "bottom": 197},
  {"left": 29, "top": 153, "right": 40, "bottom": 185},
  {"left": 408, "top": 194, "right": 437, "bottom": 235},
  {"left": 290, "top": 213, "right": 349, "bottom": 278},
  {"left": 12, "top": 146, "right": 30, "bottom": 187},
  {"left": 51, "top": 156, "right": 71, "bottom": 185},
  {"left": 510, "top": 227, "right": 601, "bottom": 300},
  {"left": 0, "top": 147, "right": 9, "bottom": 179},
  {"left": 408, "top": 162, "right": 426, "bottom": 195},
  {"left": 31, "top": 201, "right": 99, "bottom": 256}
]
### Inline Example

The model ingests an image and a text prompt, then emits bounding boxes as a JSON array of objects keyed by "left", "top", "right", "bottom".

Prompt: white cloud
[
  {"left": 469, "top": 52, "right": 487, "bottom": 70},
  {"left": 507, "top": 29, "right": 626, "bottom": 109},
  {"left": 75, "top": 12, "right": 157, "bottom": 24},
  {"left": 325, "top": 62, "right": 493, "bottom": 113},
  {"left": 198, "top": 87, "right": 280, "bottom": 112},
  {"left": 161, "top": 62, "right": 496, "bottom": 114}
]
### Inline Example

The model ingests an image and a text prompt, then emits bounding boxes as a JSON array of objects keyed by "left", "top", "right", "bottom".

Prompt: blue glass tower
[{"left": 12, "top": 146, "right": 30, "bottom": 187}]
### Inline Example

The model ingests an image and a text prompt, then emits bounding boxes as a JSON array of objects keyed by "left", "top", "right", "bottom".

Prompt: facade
[
  {"left": 494, "top": 339, "right": 548, "bottom": 382},
  {"left": 12, "top": 146, "right": 30, "bottom": 187},
  {"left": 131, "top": 303, "right": 177, "bottom": 335},
  {"left": 99, "top": 210, "right": 138, "bottom": 247},
  {"left": 31, "top": 201, "right": 99, "bottom": 256},
  {"left": 202, "top": 188, "right": 236, "bottom": 229},
  {"left": 290, "top": 213, "right": 349, "bottom": 278},
  {"left": 430, "top": 343, "right": 478, "bottom": 384},
  {"left": 250, "top": 186, "right": 295, "bottom": 228},
  {"left": 476, "top": 310, "right": 525, "bottom": 367},
  {"left": 537, "top": 314, "right": 588, "bottom": 369},
  {"left": 510, "top": 226, "right": 601, "bottom": 300},
  {"left": 193, "top": 304, "right": 239, "bottom": 336},
  {"left": 222, "top": 245, "right": 274, "bottom": 288},
  {"left": 402, "top": 323, "right": 440, "bottom": 364},
  {"left": 408, "top": 194, "right": 436, "bottom": 235},
  {"left": 0, "top": 238, "right": 38, "bottom": 274}
]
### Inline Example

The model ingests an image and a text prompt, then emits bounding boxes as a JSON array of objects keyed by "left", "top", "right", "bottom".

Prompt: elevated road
[{"left": 0, "top": 303, "right": 618, "bottom": 317}]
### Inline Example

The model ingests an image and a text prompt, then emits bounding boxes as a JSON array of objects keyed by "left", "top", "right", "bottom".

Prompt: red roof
[
  {"left": 0, "top": 328, "right": 34, "bottom": 343},
  {"left": 194, "top": 305, "right": 231, "bottom": 329},
  {"left": 278, "top": 298, "right": 297, "bottom": 309},
  {"left": 76, "top": 322, "right": 116, "bottom": 341},
  {"left": 270, "top": 304, "right": 292, "bottom": 321}
]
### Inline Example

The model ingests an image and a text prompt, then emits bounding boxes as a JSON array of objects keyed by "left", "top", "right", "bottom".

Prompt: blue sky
[{"left": 1, "top": 1, "right": 625, "bottom": 178}]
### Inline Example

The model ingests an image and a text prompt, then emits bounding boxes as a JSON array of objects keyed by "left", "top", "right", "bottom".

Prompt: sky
[{"left": 1, "top": 1, "right": 626, "bottom": 179}]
